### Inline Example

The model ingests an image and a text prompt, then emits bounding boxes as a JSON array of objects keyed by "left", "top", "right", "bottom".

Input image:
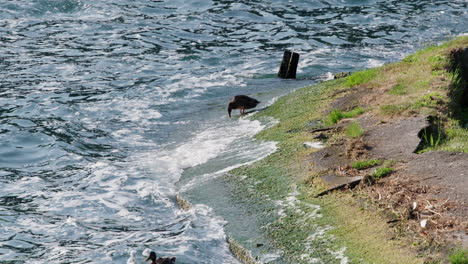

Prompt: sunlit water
[{"left": 0, "top": 0, "right": 466, "bottom": 263}]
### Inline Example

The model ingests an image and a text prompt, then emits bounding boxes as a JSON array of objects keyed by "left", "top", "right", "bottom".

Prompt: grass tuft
[
  {"left": 428, "top": 54, "right": 447, "bottom": 71},
  {"left": 441, "top": 121, "right": 468, "bottom": 153},
  {"left": 449, "top": 248, "right": 468, "bottom": 264},
  {"left": 371, "top": 167, "right": 394, "bottom": 179},
  {"left": 379, "top": 104, "right": 411, "bottom": 116},
  {"left": 389, "top": 83, "right": 407, "bottom": 95},
  {"left": 413, "top": 92, "right": 444, "bottom": 108},
  {"left": 346, "top": 122, "right": 364, "bottom": 138},
  {"left": 352, "top": 159, "right": 381, "bottom": 170},
  {"left": 346, "top": 68, "right": 378, "bottom": 87},
  {"left": 422, "top": 128, "right": 442, "bottom": 148},
  {"left": 327, "top": 109, "right": 344, "bottom": 125},
  {"left": 327, "top": 107, "right": 364, "bottom": 125}
]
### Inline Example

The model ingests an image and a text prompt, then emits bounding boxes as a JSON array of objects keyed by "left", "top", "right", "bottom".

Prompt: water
[{"left": 0, "top": 0, "right": 466, "bottom": 263}]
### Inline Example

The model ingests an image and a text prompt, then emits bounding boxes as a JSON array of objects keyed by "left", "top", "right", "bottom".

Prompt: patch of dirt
[
  {"left": 328, "top": 88, "right": 366, "bottom": 112},
  {"left": 404, "top": 151, "right": 468, "bottom": 220},
  {"left": 345, "top": 138, "right": 371, "bottom": 160},
  {"left": 308, "top": 144, "right": 349, "bottom": 171}
]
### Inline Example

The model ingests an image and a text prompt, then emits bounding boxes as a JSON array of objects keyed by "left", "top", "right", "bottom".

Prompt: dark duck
[
  {"left": 227, "top": 95, "right": 260, "bottom": 117},
  {"left": 146, "top": 251, "right": 176, "bottom": 264}
]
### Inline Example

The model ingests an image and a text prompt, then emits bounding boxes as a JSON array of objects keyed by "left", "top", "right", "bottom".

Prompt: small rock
[{"left": 313, "top": 133, "right": 328, "bottom": 140}]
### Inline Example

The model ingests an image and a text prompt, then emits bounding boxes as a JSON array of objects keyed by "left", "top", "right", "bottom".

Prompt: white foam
[
  {"left": 367, "top": 58, "right": 384, "bottom": 68},
  {"left": 330, "top": 247, "right": 349, "bottom": 264},
  {"left": 274, "top": 185, "right": 322, "bottom": 219},
  {"left": 325, "top": 72, "right": 334, "bottom": 81},
  {"left": 260, "top": 251, "right": 283, "bottom": 262},
  {"left": 272, "top": 185, "right": 352, "bottom": 262},
  {"left": 297, "top": 47, "right": 333, "bottom": 73},
  {"left": 159, "top": 60, "right": 252, "bottom": 100},
  {"left": 82, "top": 97, "right": 162, "bottom": 127},
  {"left": 180, "top": 140, "right": 277, "bottom": 192},
  {"left": 63, "top": 216, "right": 78, "bottom": 227},
  {"left": 143, "top": 118, "right": 267, "bottom": 182}
]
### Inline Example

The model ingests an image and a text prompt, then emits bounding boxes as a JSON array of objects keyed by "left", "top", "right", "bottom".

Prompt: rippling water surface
[{"left": 0, "top": 0, "right": 466, "bottom": 263}]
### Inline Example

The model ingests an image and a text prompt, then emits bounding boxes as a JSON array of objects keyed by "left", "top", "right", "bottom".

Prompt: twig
[
  {"left": 426, "top": 208, "right": 442, "bottom": 217},
  {"left": 310, "top": 127, "right": 333, "bottom": 133},
  {"left": 439, "top": 198, "right": 451, "bottom": 207},
  {"left": 377, "top": 191, "right": 382, "bottom": 200}
]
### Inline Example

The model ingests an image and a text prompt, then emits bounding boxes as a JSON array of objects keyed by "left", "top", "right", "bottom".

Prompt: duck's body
[
  {"left": 227, "top": 95, "right": 260, "bottom": 117},
  {"left": 157, "top": 257, "right": 176, "bottom": 264},
  {"left": 146, "top": 251, "right": 176, "bottom": 264}
]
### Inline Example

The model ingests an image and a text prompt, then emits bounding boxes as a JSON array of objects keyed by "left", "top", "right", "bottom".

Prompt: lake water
[{"left": 0, "top": 0, "right": 466, "bottom": 263}]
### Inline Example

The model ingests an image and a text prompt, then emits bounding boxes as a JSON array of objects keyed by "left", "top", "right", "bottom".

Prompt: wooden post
[{"left": 278, "top": 50, "right": 300, "bottom": 79}]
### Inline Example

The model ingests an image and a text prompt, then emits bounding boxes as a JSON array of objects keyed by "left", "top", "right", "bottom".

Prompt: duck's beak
[{"left": 145, "top": 256, "right": 151, "bottom": 262}]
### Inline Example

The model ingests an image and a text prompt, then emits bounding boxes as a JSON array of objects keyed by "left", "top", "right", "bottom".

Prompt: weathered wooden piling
[{"left": 278, "top": 50, "right": 300, "bottom": 79}]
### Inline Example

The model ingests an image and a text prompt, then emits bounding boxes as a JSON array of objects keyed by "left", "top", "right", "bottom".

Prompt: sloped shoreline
[{"left": 223, "top": 36, "right": 468, "bottom": 263}]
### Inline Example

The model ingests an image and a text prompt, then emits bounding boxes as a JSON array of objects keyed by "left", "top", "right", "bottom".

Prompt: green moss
[
  {"left": 254, "top": 79, "right": 347, "bottom": 141},
  {"left": 346, "top": 122, "right": 364, "bottom": 138},
  {"left": 267, "top": 195, "right": 341, "bottom": 263},
  {"left": 352, "top": 159, "right": 381, "bottom": 170}
]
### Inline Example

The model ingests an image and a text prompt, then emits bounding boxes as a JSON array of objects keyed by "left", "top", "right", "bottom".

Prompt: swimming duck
[
  {"left": 227, "top": 95, "right": 260, "bottom": 117},
  {"left": 145, "top": 251, "right": 176, "bottom": 264}
]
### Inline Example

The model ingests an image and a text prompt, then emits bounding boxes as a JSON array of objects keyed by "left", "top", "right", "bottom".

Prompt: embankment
[{"left": 226, "top": 36, "right": 468, "bottom": 263}]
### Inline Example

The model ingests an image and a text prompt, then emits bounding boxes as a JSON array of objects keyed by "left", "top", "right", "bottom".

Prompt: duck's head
[
  {"left": 227, "top": 102, "right": 233, "bottom": 118},
  {"left": 146, "top": 251, "right": 157, "bottom": 262}
]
